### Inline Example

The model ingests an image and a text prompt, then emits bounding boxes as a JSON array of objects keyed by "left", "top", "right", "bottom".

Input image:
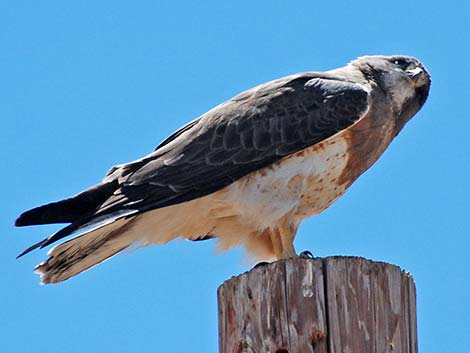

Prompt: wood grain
[{"left": 218, "top": 256, "right": 417, "bottom": 353}]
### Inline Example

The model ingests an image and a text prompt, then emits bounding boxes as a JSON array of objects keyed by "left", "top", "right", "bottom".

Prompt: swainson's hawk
[{"left": 16, "top": 55, "right": 431, "bottom": 283}]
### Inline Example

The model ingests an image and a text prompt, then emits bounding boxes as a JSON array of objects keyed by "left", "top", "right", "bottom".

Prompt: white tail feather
[{"left": 36, "top": 217, "right": 137, "bottom": 284}]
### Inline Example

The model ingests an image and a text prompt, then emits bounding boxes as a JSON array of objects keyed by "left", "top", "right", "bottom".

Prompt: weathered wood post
[{"left": 218, "top": 256, "right": 417, "bottom": 353}]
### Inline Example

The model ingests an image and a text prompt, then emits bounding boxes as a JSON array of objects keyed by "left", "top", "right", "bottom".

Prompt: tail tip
[{"left": 34, "top": 262, "right": 49, "bottom": 285}]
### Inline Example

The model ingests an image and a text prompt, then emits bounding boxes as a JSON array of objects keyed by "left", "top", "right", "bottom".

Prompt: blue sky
[{"left": 1, "top": 1, "right": 469, "bottom": 352}]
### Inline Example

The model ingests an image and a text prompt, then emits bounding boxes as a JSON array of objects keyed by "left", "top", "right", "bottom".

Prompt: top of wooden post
[{"left": 218, "top": 256, "right": 417, "bottom": 353}]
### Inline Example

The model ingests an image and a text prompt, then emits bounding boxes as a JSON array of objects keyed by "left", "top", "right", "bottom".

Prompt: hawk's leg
[
  {"left": 270, "top": 222, "right": 298, "bottom": 259},
  {"left": 269, "top": 229, "right": 284, "bottom": 259}
]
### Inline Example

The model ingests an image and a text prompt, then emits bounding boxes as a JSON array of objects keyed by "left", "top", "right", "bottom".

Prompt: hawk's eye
[{"left": 392, "top": 58, "right": 409, "bottom": 70}]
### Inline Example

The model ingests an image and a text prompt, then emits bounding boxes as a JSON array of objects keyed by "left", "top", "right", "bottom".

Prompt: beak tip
[{"left": 407, "top": 67, "right": 428, "bottom": 88}]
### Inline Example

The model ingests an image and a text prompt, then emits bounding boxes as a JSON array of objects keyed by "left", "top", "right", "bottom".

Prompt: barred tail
[{"left": 35, "top": 217, "right": 137, "bottom": 284}]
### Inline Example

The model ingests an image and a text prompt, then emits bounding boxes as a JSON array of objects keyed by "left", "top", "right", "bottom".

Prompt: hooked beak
[{"left": 406, "top": 67, "right": 427, "bottom": 88}]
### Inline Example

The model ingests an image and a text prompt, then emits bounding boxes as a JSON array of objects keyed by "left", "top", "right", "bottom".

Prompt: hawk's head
[{"left": 352, "top": 55, "right": 431, "bottom": 134}]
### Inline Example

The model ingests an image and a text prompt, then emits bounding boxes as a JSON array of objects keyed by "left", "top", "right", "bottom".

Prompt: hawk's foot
[
  {"left": 299, "top": 250, "right": 314, "bottom": 259},
  {"left": 253, "top": 261, "right": 270, "bottom": 269}
]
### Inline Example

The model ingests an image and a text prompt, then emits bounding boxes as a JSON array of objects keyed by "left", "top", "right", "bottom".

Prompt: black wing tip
[
  {"left": 16, "top": 239, "right": 48, "bottom": 259},
  {"left": 16, "top": 219, "right": 87, "bottom": 259},
  {"left": 15, "top": 181, "right": 121, "bottom": 228},
  {"left": 14, "top": 201, "right": 76, "bottom": 227},
  {"left": 15, "top": 217, "right": 23, "bottom": 227},
  {"left": 14, "top": 206, "right": 61, "bottom": 226},
  {"left": 15, "top": 212, "right": 34, "bottom": 227},
  {"left": 14, "top": 205, "right": 58, "bottom": 227}
]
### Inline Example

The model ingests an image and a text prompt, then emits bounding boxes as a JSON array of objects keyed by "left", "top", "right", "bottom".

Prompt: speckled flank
[
  {"left": 122, "top": 109, "right": 399, "bottom": 261},
  {"left": 100, "top": 132, "right": 354, "bottom": 262},
  {"left": 293, "top": 137, "right": 350, "bottom": 219},
  {"left": 221, "top": 134, "right": 350, "bottom": 228}
]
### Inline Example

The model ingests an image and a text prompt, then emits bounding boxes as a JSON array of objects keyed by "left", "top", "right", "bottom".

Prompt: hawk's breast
[{"left": 219, "top": 133, "right": 352, "bottom": 229}]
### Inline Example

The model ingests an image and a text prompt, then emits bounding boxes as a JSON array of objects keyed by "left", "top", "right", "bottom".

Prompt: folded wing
[{"left": 17, "top": 73, "right": 369, "bottom": 256}]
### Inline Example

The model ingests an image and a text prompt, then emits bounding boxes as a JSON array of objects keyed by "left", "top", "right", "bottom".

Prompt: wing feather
[
  {"left": 98, "top": 73, "right": 369, "bottom": 215},
  {"left": 19, "top": 72, "right": 370, "bottom": 254}
]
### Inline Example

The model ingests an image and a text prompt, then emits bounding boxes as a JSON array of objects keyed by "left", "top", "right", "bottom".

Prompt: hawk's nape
[{"left": 15, "top": 55, "right": 430, "bottom": 283}]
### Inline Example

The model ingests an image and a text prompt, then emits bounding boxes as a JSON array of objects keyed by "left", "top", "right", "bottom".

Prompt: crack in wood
[{"left": 218, "top": 256, "right": 417, "bottom": 353}]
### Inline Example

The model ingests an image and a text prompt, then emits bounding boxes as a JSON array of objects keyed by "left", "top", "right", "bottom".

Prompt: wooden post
[{"left": 218, "top": 256, "right": 417, "bottom": 353}]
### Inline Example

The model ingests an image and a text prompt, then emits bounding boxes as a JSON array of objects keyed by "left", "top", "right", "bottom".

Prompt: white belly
[
  {"left": 126, "top": 133, "right": 352, "bottom": 261},
  {"left": 221, "top": 136, "right": 350, "bottom": 230}
]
